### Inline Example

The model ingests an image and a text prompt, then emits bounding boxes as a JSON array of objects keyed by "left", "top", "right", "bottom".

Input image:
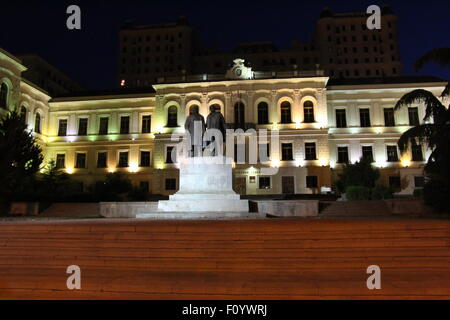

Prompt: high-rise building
[
  {"left": 118, "top": 16, "right": 196, "bottom": 87},
  {"left": 118, "top": 6, "right": 403, "bottom": 88}
]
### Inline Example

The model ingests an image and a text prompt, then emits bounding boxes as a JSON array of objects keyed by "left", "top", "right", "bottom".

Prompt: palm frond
[
  {"left": 442, "top": 83, "right": 449, "bottom": 98},
  {"left": 394, "top": 89, "right": 446, "bottom": 122},
  {"left": 414, "top": 48, "right": 450, "bottom": 72},
  {"left": 397, "top": 124, "right": 435, "bottom": 154}
]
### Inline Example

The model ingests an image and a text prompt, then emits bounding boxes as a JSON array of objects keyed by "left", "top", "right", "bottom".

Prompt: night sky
[{"left": 1, "top": 0, "right": 449, "bottom": 90}]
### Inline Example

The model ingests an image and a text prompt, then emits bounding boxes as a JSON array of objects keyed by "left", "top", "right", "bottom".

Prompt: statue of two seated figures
[{"left": 184, "top": 105, "right": 226, "bottom": 157}]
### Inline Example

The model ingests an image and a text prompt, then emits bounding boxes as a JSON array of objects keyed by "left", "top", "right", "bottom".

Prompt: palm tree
[
  {"left": 414, "top": 47, "right": 450, "bottom": 97},
  {"left": 395, "top": 90, "right": 450, "bottom": 212}
]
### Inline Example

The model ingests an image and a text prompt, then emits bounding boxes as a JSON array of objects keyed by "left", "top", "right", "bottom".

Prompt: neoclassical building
[{"left": 1, "top": 50, "right": 447, "bottom": 196}]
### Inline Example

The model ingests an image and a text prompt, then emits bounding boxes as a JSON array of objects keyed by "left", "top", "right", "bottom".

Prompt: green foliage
[
  {"left": 346, "top": 186, "right": 371, "bottom": 200},
  {"left": 92, "top": 172, "right": 133, "bottom": 201},
  {"left": 0, "top": 110, "right": 43, "bottom": 202},
  {"left": 413, "top": 188, "right": 424, "bottom": 199},
  {"left": 371, "top": 185, "right": 394, "bottom": 200},
  {"left": 336, "top": 158, "right": 380, "bottom": 193}
]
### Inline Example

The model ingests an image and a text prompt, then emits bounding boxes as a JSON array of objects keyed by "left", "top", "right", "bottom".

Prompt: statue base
[{"left": 154, "top": 156, "right": 248, "bottom": 214}]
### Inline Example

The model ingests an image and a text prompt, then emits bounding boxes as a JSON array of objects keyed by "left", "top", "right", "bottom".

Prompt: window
[
  {"left": 280, "top": 101, "right": 292, "bottom": 124},
  {"left": 359, "top": 109, "right": 371, "bottom": 127},
  {"left": 389, "top": 176, "right": 401, "bottom": 189},
  {"left": 411, "top": 145, "right": 423, "bottom": 161},
  {"left": 99, "top": 117, "right": 109, "bottom": 135},
  {"left": 306, "top": 176, "right": 318, "bottom": 188},
  {"left": 97, "top": 152, "right": 107, "bottom": 168},
  {"left": 335, "top": 109, "right": 347, "bottom": 128},
  {"left": 408, "top": 107, "right": 420, "bottom": 126},
  {"left": 0, "top": 83, "right": 8, "bottom": 109},
  {"left": 303, "top": 101, "right": 315, "bottom": 123},
  {"left": 259, "top": 177, "right": 271, "bottom": 190},
  {"left": 20, "top": 106, "right": 27, "bottom": 123},
  {"left": 362, "top": 146, "right": 374, "bottom": 162},
  {"left": 55, "top": 154, "right": 65, "bottom": 169},
  {"left": 234, "top": 102, "right": 245, "bottom": 128},
  {"left": 165, "top": 178, "right": 177, "bottom": 191},
  {"left": 58, "top": 119, "right": 67, "bottom": 136},
  {"left": 281, "top": 143, "right": 293, "bottom": 161},
  {"left": 75, "top": 153, "right": 86, "bottom": 169},
  {"left": 386, "top": 146, "right": 399, "bottom": 162},
  {"left": 140, "top": 151, "right": 151, "bottom": 167},
  {"left": 384, "top": 108, "right": 395, "bottom": 127},
  {"left": 78, "top": 118, "right": 88, "bottom": 136},
  {"left": 118, "top": 151, "right": 129, "bottom": 167},
  {"left": 167, "top": 106, "right": 178, "bottom": 127},
  {"left": 305, "top": 142, "right": 317, "bottom": 160},
  {"left": 34, "top": 113, "right": 41, "bottom": 134},
  {"left": 414, "top": 176, "right": 425, "bottom": 188},
  {"left": 337, "top": 147, "right": 349, "bottom": 163},
  {"left": 257, "top": 102, "right": 269, "bottom": 124},
  {"left": 166, "top": 146, "right": 176, "bottom": 163},
  {"left": 142, "top": 115, "right": 151, "bottom": 133},
  {"left": 120, "top": 116, "right": 130, "bottom": 134}
]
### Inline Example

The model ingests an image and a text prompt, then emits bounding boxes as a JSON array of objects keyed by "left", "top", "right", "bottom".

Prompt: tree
[
  {"left": 336, "top": 157, "right": 380, "bottom": 193},
  {"left": 395, "top": 90, "right": 450, "bottom": 212},
  {"left": 0, "top": 110, "right": 43, "bottom": 201},
  {"left": 414, "top": 47, "right": 450, "bottom": 97}
]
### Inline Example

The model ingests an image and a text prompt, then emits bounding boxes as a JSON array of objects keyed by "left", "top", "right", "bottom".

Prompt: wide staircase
[{"left": 0, "top": 218, "right": 449, "bottom": 299}]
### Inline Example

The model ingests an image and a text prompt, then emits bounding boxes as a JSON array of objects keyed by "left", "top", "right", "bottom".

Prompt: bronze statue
[{"left": 184, "top": 105, "right": 205, "bottom": 157}]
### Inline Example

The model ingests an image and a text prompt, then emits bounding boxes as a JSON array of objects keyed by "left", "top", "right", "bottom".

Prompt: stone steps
[{"left": 0, "top": 218, "right": 449, "bottom": 299}]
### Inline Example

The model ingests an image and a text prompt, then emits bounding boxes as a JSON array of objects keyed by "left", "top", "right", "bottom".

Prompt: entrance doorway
[{"left": 282, "top": 176, "right": 295, "bottom": 194}]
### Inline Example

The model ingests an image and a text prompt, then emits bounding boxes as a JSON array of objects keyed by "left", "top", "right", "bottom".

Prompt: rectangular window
[
  {"left": 337, "top": 147, "right": 349, "bottom": 163},
  {"left": 412, "top": 145, "right": 424, "bottom": 161},
  {"left": 165, "top": 178, "right": 176, "bottom": 191},
  {"left": 359, "top": 109, "right": 371, "bottom": 127},
  {"left": 384, "top": 108, "right": 395, "bottom": 127},
  {"left": 386, "top": 146, "right": 399, "bottom": 162},
  {"left": 97, "top": 152, "right": 107, "bottom": 168},
  {"left": 118, "top": 151, "right": 129, "bottom": 167},
  {"left": 259, "top": 177, "right": 271, "bottom": 190},
  {"left": 335, "top": 109, "right": 347, "bottom": 128},
  {"left": 414, "top": 176, "right": 425, "bottom": 188},
  {"left": 408, "top": 107, "right": 420, "bottom": 126},
  {"left": 99, "top": 117, "right": 109, "bottom": 135},
  {"left": 166, "top": 146, "right": 176, "bottom": 163},
  {"left": 305, "top": 142, "right": 317, "bottom": 160},
  {"left": 281, "top": 143, "right": 293, "bottom": 161},
  {"left": 389, "top": 176, "right": 401, "bottom": 190},
  {"left": 58, "top": 119, "right": 67, "bottom": 136},
  {"left": 140, "top": 151, "right": 151, "bottom": 167},
  {"left": 75, "top": 153, "right": 86, "bottom": 169},
  {"left": 120, "top": 116, "right": 130, "bottom": 134},
  {"left": 259, "top": 143, "right": 270, "bottom": 162},
  {"left": 306, "top": 176, "right": 318, "bottom": 188},
  {"left": 362, "top": 146, "right": 374, "bottom": 162},
  {"left": 78, "top": 118, "right": 88, "bottom": 136},
  {"left": 55, "top": 154, "right": 65, "bottom": 169},
  {"left": 142, "top": 115, "right": 151, "bottom": 133}
]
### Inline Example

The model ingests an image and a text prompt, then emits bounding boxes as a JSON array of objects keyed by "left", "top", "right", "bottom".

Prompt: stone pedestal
[{"left": 157, "top": 156, "right": 249, "bottom": 212}]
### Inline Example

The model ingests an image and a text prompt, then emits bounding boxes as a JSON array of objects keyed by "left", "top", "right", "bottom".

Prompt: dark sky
[{"left": 1, "top": 0, "right": 449, "bottom": 89}]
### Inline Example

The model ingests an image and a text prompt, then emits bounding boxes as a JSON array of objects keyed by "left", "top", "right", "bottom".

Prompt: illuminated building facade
[{"left": 1, "top": 49, "right": 447, "bottom": 196}]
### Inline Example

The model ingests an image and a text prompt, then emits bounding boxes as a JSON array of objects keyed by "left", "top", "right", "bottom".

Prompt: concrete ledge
[
  {"left": 136, "top": 212, "right": 266, "bottom": 219},
  {"left": 255, "top": 200, "right": 319, "bottom": 217},
  {"left": 384, "top": 198, "right": 434, "bottom": 215},
  {"left": 100, "top": 202, "right": 158, "bottom": 218}
]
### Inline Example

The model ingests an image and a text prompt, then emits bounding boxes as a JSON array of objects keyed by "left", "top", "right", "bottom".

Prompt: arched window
[
  {"left": 257, "top": 102, "right": 269, "bottom": 124},
  {"left": 0, "top": 83, "right": 8, "bottom": 109},
  {"left": 234, "top": 102, "right": 245, "bottom": 129},
  {"left": 20, "top": 106, "right": 27, "bottom": 123},
  {"left": 303, "top": 101, "right": 315, "bottom": 123},
  {"left": 280, "top": 101, "right": 292, "bottom": 124},
  {"left": 34, "top": 113, "right": 41, "bottom": 134},
  {"left": 167, "top": 105, "right": 178, "bottom": 127}
]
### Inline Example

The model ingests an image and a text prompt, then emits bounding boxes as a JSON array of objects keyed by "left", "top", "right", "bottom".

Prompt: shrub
[
  {"left": 371, "top": 185, "right": 394, "bottom": 200},
  {"left": 413, "top": 188, "right": 424, "bottom": 199},
  {"left": 337, "top": 158, "right": 380, "bottom": 193},
  {"left": 346, "top": 186, "right": 371, "bottom": 200}
]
